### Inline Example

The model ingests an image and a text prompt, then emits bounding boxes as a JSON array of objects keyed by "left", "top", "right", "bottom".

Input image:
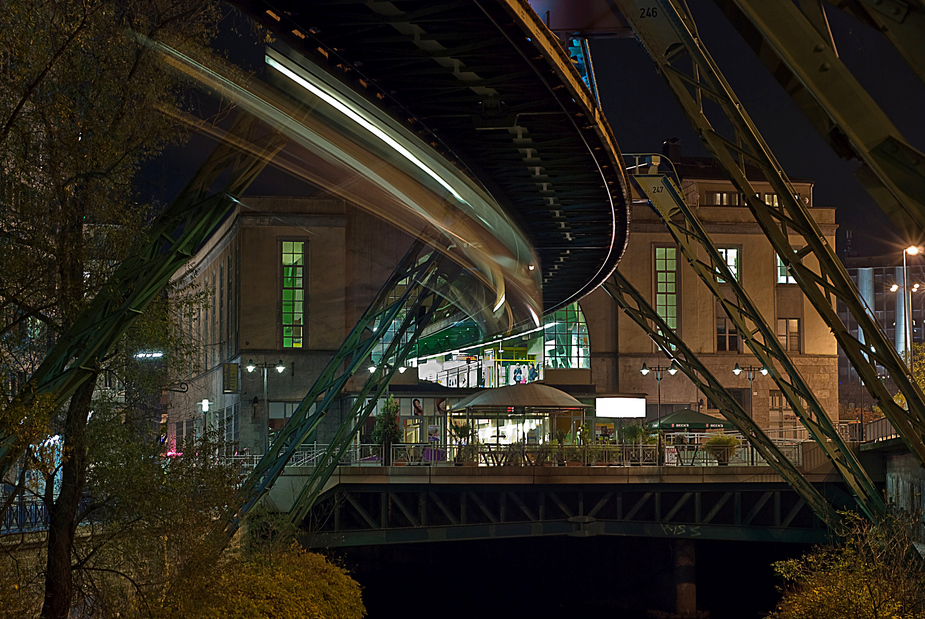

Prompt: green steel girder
[
  {"left": 302, "top": 484, "right": 830, "bottom": 547},
  {"left": 602, "top": 270, "right": 842, "bottom": 527},
  {"left": 0, "top": 115, "right": 286, "bottom": 479},
  {"left": 714, "top": 0, "right": 925, "bottom": 239},
  {"left": 616, "top": 0, "right": 925, "bottom": 472},
  {"left": 824, "top": 0, "right": 925, "bottom": 85},
  {"left": 629, "top": 167, "right": 884, "bottom": 521},
  {"left": 226, "top": 241, "right": 462, "bottom": 537}
]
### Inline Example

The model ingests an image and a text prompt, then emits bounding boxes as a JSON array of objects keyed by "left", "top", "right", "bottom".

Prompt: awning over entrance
[
  {"left": 449, "top": 383, "right": 592, "bottom": 415},
  {"left": 646, "top": 408, "right": 734, "bottom": 430}
]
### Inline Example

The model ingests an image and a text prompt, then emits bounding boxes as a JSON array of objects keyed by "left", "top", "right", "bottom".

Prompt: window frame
[
  {"left": 654, "top": 245, "right": 680, "bottom": 337},
  {"left": 280, "top": 239, "right": 307, "bottom": 349}
]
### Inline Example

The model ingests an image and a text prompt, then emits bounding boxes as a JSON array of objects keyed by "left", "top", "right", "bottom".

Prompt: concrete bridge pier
[{"left": 673, "top": 538, "right": 697, "bottom": 617}]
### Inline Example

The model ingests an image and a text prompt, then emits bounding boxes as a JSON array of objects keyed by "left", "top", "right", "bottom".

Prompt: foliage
[
  {"left": 621, "top": 423, "right": 647, "bottom": 444},
  {"left": 193, "top": 544, "right": 366, "bottom": 619},
  {"left": 895, "top": 342, "right": 925, "bottom": 409},
  {"left": 370, "top": 395, "right": 401, "bottom": 446},
  {"left": 768, "top": 512, "right": 925, "bottom": 619},
  {"left": 0, "top": 0, "right": 223, "bottom": 616},
  {"left": 704, "top": 433, "right": 739, "bottom": 463}
]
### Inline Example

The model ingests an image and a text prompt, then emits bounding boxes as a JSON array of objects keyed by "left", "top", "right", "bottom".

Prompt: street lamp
[
  {"left": 891, "top": 245, "right": 923, "bottom": 367},
  {"left": 640, "top": 360, "right": 679, "bottom": 453},
  {"left": 732, "top": 363, "right": 768, "bottom": 419},
  {"left": 246, "top": 358, "right": 286, "bottom": 453}
]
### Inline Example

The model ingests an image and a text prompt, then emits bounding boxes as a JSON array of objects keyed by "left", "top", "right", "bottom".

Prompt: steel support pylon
[
  {"left": 0, "top": 115, "right": 286, "bottom": 479},
  {"left": 628, "top": 156, "right": 884, "bottom": 520},
  {"left": 227, "top": 240, "right": 462, "bottom": 537},
  {"left": 602, "top": 271, "right": 841, "bottom": 527},
  {"left": 715, "top": 0, "right": 925, "bottom": 239},
  {"left": 615, "top": 0, "right": 925, "bottom": 470}
]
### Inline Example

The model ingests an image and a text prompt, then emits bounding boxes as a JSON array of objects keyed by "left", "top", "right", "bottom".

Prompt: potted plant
[
  {"left": 371, "top": 394, "right": 402, "bottom": 465},
  {"left": 621, "top": 423, "right": 647, "bottom": 465},
  {"left": 704, "top": 434, "right": 739, "bottom": 466},
  {"left": 449, "top": 421, "right": 476, "bottom": 465}
]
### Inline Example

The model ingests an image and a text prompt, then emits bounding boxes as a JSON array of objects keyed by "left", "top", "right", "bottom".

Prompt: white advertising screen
[{"left": 595, "top": 397, "right": 646, "bottom": 418}]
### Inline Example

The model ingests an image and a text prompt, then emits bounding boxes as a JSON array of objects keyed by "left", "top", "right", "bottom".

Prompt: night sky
[{"left": 590, "top": 0, "right": 925, "bottom": 259}]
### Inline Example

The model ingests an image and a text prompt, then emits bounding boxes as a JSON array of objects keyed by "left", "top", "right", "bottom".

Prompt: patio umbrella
[{"left": 646, "top": 408, "right": 734, "bottom": 430}]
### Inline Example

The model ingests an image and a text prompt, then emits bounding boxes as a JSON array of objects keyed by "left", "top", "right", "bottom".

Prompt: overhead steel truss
[
  {"left": 0, "top": 115, "right": 286, "bottom": 479},
  {"left": 615, "top": 0, "right": 925, "bottom": 470},
  {"left": 227, "top": 240, "right": 463, "bottom": 537},
  {"left": 602, "top": 270, "right": 842, "bottom": 527},
  {"left": 627, "top": 160, "right": 884, "bottom": 521},
  {"left": 715, "top": 0, "right": 925, "bottom": 239},
  {"left": 301, "top": 483, "right": 834, "bottom": 547}
]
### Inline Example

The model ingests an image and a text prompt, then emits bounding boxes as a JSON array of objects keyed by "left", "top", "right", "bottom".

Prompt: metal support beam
[
  {"left": 602, "top": 270, "right": 842, "bottom": 527},
  {"left": 616, "top": 0, "right": 925, "bottom": 471},
  {"left": 713, "top": 0, "right": 925, "bottom": 237},
  {"left": 823, "top": 0, "right": 925, "bottom": 86},
  {"left": 0, "top": 115, "right": 286, "bottom": 478},
  {"left": 628, "top": 162, "right": 884, "bottom": 521},
  {"left": 227, "top": 240, "right": 461, "bottom": 536}
]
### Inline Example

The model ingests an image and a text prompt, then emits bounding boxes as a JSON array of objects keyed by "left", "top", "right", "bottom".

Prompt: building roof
[{"left": 449, "top": 382, "right": 592, "bottom": 413}]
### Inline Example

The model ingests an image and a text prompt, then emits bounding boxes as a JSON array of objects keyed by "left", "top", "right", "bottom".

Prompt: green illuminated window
[
  {"left": 655, "top": 246, "right": 678, "bottom": 331},
  {"left": 281, "top": 241, "right": 305, "bottom": 348},
  {"left": 543, "top": 303, "right": 590, "bottom": 369}
]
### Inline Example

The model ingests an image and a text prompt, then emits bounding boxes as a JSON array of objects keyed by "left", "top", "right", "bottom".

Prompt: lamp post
[
  {"left": 891, "top": 245, "right": 922, "bottom": 368},
  {"left": 641, "top": 361, "right": 679, "bottom": 463},
  {"left": 246, "top": 358, "right": 286, "bottom": 453},
  {"left": 732, "top": 363, "right": 768, "bottom": 419}
]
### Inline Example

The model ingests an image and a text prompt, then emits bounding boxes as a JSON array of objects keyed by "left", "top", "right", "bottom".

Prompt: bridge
[{"left": 4, "top": 0, "right": 925, "bottom": 578}]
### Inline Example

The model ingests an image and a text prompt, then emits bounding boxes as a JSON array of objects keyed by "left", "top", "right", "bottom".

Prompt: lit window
[
  {"left": 716, "top": 247, "right": 739, "bottom": 283},
  {"left": 543, "top": 303, "right": 590, "bottom": 369},
  {"left": 655, "top": 247, "right": 678, "bottom": 331},
  {"left": 776, "top": 255, "right": 796, "bottom": 284},
  {"left": 704, "top": 191, "right": 740, "bottom": 206},
  {"left": 763, "top": 193, "right": 779, "bottom": 207},
  {"left": 282, "top": 241, "right": 305, "bottom": 348}
]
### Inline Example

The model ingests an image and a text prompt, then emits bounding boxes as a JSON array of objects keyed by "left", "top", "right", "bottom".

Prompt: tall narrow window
[
  {"left": 655, "top": 246, "right": 678, "bottom": 332},
  {"left": 777, "top": 318, "right": 800, "bottom": 352},
  {"left": 219, "top": 263, "right": 225, "bottom": 361},
  {"left": 226, "top": 253, "right": 233, "bottom": 358},
  {"left": 282, "top": 241, "right": 305, "bottom": 348},
  {"left": 716, "top": 247, "right": 739, "bottom": 283},
  {"left": 716, "top": 317, "right": 739, "bottom": 352}
]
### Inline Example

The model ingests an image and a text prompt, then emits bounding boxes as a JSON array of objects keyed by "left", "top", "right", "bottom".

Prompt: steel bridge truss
[
  {"left": 228, "top": 240, "right": 464, "bottom": 537},
  {"left": 602, "top": 270, "right": 842, "bottom": 526},
  {"left": 627, "top": 160, "right": 884, "bottom": 521},
  {"left": 0, "top": 115, "right": 286, "bottom": 479},
  {"left": 615, "top": 0, "right": 925, "bottom": 471},
  {"left": 301, "top": 483, "right": 835, "bottom": 547}
]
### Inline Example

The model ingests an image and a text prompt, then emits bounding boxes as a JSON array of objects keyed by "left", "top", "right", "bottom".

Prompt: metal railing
[{"left": 235, "top": 436, "right": 809, "bottom": 469}]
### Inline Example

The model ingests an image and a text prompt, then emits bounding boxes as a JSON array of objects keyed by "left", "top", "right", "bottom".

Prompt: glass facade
[{"left": 544, "top": 303, "right": 590, "bottom": 369}]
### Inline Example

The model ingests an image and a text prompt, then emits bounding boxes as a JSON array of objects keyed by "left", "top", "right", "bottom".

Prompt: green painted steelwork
[
  {"left": 717, "top": 0, "right": 925, "bottom": 238},
  {"left": 301, "top": 484, "right": 831, "bottom": 547},
  {"left": 227, "top": 241, "right": 462, "bottom": 537},
  {"left": 614, "top": 0, "right": 925, "bottom": 474},
  {"left": 628, "top": 162, "right": 884, "bottom": 522},
  {"left": 602, "top": 270, "right": 842, "bottom": 528},
  {"left": 823, "top": 0, "right": 925, "bottom": 86},
  {"left": 0, "top": 115, "right": 285, "bottom": 479}
]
